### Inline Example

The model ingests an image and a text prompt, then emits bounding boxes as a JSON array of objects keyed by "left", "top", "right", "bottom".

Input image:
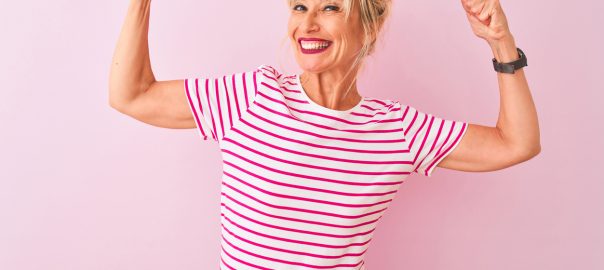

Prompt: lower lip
[{"left": 300, "top": 43, "right": 331, "bottom": 54}]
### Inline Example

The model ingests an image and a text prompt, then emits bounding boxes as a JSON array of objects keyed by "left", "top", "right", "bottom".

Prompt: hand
[{"left": 461, "top": 0, "right": 512, "bottom": 45}]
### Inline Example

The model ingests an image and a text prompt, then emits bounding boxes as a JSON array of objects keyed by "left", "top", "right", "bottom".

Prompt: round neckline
[{"left": 295, "top": 74, "right": 365, "bottom": 116}]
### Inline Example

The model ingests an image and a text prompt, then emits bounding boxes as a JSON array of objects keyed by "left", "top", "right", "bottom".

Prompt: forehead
[{"left": 292, "top": 0, "right": 344, "bottom": 4}]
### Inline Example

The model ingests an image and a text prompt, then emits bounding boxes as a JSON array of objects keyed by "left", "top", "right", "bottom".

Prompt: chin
[{"left": 295, "top": 58, "right": 333, "bottom": 73}]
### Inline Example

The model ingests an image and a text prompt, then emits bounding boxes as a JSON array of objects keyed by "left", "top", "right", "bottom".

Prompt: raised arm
[
  {"left": 437, "top": 0, "right": 541, "bottom": 172},
  {"left": 109, "top": 0, "right": 194, "bottom": 129}
]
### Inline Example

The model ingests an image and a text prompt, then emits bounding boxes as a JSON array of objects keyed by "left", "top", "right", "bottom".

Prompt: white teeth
[{"left": 301, "top": 41, "right": 330, "bottom": 50}]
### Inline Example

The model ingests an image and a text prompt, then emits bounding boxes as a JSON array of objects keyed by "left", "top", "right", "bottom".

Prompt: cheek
[
  {"left": 287, "top": 21, "right": 298, "bottom": 38},
  {"left": 287, "top": 16, "right": 301, "bottom": 30}
]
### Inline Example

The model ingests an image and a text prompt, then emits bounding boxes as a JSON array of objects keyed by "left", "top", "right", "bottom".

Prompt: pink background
[{"left": 1, "top": 0, "right": 602, "bottom": 269}]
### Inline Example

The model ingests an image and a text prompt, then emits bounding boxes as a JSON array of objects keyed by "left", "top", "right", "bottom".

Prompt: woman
[{"left": 109, "top": 0, "right": 541, "bottom": 269}]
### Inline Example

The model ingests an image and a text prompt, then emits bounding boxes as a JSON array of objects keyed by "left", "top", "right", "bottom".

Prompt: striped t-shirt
[{"left": 184, "top": 64, "right": 468, "bottom": 269}]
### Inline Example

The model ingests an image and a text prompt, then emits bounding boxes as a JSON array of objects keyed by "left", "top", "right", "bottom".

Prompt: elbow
[
  {"left": 108, "top": 93, "right": 122, "bottom": 111},
  {"left": 108, "top": 88, "right": 130, "bottom": 113},
  {"left": 526, "top": 134, "right": 542, "bottom": 159},
  {"left": 109, "top": 96, "right": 119, "bottom": 110},
  {"left": 513, "top": 141, "right": 541, "bottom": 163}
]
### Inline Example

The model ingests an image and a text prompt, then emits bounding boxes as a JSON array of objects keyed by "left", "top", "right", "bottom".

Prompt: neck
[{"left": 299, "top": 68, "right": 362, "bottom": 111}]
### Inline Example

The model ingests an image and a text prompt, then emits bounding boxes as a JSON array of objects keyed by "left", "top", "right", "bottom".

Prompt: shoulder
[
  {"left": 255, "top": 64, "right": 284, "bottom": 79},
  {"left": 253, "top": 64, "right": 300, "bottom": 87},
  {"left": 364, "top": 97, "right": 403, "bottom": 114}
]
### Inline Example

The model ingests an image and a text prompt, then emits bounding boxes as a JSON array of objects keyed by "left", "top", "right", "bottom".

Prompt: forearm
[
  {"left": 109, "top": 0, "right": 155, "bottom": 108},
  {"left": 490, "top": 34, "right": 541, "bottom": 156}
]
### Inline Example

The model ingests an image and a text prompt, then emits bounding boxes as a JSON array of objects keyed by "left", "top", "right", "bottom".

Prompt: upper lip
[{"left": 298, "top": 37, "right": 332, "bottom": 44}]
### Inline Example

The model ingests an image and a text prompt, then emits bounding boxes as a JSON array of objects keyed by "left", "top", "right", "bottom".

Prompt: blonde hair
[{"left": 283, "top": 0, "right": 392, "bottom": 104}]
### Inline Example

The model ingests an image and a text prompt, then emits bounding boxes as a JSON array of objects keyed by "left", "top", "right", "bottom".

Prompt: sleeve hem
[
  {"left": 424, "top": 122, "right": 469, "bottom": 177},
  {"left": 184, "top": 78, "right": 217, "bottom": 142}
]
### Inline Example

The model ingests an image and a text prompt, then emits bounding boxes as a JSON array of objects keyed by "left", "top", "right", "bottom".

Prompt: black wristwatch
[{"left": 492, "top": 47, "right": 527, "bottom": 74}]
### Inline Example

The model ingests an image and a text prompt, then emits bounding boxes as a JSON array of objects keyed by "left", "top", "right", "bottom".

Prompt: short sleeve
[
  {"left": 184, "top": 66, "right": 262, "bottom": 143},
  {"left": 400, "top": 104, "right": 469, "bottom": 177}
]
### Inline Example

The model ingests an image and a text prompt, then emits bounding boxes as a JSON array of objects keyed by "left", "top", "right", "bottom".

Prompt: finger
[
  {"left": 465, "top": 11, "right": 487, "bottom": 32},
  {"left": 477, "top": 1, "right": 494, "bottom": 22},
  {"left": 465, "top": 11, "right": 482, "bottom": 25},
  {"left": 471, "top": 0, "right": 486, "bottom": 15},
  {"left": 487, "top": 6, "right": 507, "bottom": 39},
  {"left": 461, "top": 0, "right": 483, "bottom": 14}
]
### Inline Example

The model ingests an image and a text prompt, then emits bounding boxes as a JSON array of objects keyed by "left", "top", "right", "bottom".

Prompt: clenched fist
[{"left": 462, "top": 0, "right": 512, "bottom": 45}]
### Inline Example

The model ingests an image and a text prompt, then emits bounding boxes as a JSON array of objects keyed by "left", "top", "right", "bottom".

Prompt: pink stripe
[
  {"left": 415, "top": 118, "right": 445, "bottom": 172},
  {"left": 434, "top": 123, "right": 454, "bottom": 158},
  {"left": 239, "top": 118, "right": 410, "bottom": 154},
  {"left": 221, "top": 245, "right": 269, "bottom": 270},
  {"left": 411, "top": 115, "right": 434, "bottom": 165},
  {"left": 248, "top": 106, "right": 405, "bottom": 136},
  {"left": 221, "top": 213, "right": 371, "bottom": 248},
  {"left": 220, "top": 180, "right": 387, "bottom": 219},
  {"left": 215, "top": 78, "right": 226, "bottom": 138},
  {"left": 184, "top": 79, "right": 208, "bottom": 140},
  {"left": 223, "top": 158, "right": 400, "bottom": 196},
  {"left": 232, "top": 74, "right": 242, "bottom": 119},
  {"left": 260, "top": 81, "right": 288, "bottom": 93},
  {"left": 220, "top": 256, "right": 236, "bottom": 270},
  {"left": 231, "top": 127, "right": 412, "bottom": 165},
  {"left": 253, "top": 70, "right": 258, "bottom": 101},
  {"left": 400, "top": 105, "right": 411, "bottom": 133},
  {"left": 261, "top": 72, "right": 279, "bottom": 84},
  {"left": 221, "top": 202, "right": 377, "bottom": 238},
  {"left": 261, "top": 67, "right": 276, "bottom": 75},
  {"left": 221, "top": 223, "right": 367, "bottom": 258},
  {"left": 221, "top": 233, "right": 363, "bottom": 269},
  {"left": 222, "top": 170, "right": 393, "bottom": 207},
  {"left": 197, "top": 78, "right": 217, "bottom": 140},
  {"left": 242, "top": 72, "right": 250, "bottom": 108},
  {"left": 365, "top": 98, "right": 388, "bottom": 106},
  {"left": 251, "top": 105, "right": 405, "bottom": 141},
  {"left": 223, "top": 76, "right": 234, "bottom": 131},
  {"left": 351, "top": 110, "right": 388, "bottom": 118},
  {"left": 222, "top": 154, "right": 404, "bottom": 188},
  {"left": 280, "top": 85, "right": 301, "bottom": 93},
  {"left": 203, "top": 78, "right": 218, "bottom": 140},
  {"left": 284, "top": 95, "right": 309, "bottom": 104},
  {"left": 257, "top": 79, "right": 304, "bottom": 99},
  {"left": 403, "top": 109, "right": 419, "bottom": 137},
  {"left": 259, "top": 86, "right": 372, "bottom": 125},
  {"left": 361, "top": 104, "right": 378, "bottom": 111},
  {"left": 425, "top": 122, "right": 467, "bottom": 175},
  {"left": 263, "top": 65, "right": 277, "bottom": 72},
  {"left": 259, "top": 90, "right": 400, "bottom": 125},
  {"left": 223, "top": 137, "right": 407, "bottom": 176},
  {"left": 281, "top": 78, "right": 298, "bottom": 85},
  {"left": 221, "top": 191, "right": 382, "bottom": 228}
]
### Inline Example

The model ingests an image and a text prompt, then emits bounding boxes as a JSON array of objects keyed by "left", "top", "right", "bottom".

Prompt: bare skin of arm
[
  {"left": 439, "top": 35, "right": 540, "bottom": 172},
  {"left": 438, "top": 0, "right": 541, "bottom": 173},
  {"left": 109, "top": 0, "right": 194, "bottom": 129}
]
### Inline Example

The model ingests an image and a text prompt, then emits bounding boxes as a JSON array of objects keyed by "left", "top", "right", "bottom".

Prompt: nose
[{"left": 300, "top": 13, "right": 320, "bottom": 33}]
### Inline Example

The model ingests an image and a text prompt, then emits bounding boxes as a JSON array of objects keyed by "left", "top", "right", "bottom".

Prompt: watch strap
[{"left": 492, "top": 48, "right": 527, "bottom": 74}]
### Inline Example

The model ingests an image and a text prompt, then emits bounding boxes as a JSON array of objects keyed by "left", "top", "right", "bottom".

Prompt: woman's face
[{"left": 288, "top": 0, "right": 363, "bottom": 74}]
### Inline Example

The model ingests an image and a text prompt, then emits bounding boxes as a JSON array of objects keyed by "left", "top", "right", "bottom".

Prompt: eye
[
  {"left": 324, "top": 5, "right": 340, "bottom": 12},
  {"left": 292, "top": 4, "right": 306, "bottom": 12}
]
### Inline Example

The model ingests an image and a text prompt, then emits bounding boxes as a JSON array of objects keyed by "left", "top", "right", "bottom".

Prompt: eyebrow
[{"left": 295, "top": 0, "right": 342, "bottom": 3}]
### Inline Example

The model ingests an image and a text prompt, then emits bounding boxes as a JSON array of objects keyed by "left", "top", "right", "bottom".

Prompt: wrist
[{"left": 489, "top": 33, "right": 519, "bottom": 63}]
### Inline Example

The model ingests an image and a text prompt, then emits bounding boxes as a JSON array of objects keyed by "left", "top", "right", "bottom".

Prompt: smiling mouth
[{"left": 298, "top": 38, "right": 332, "bottom": 54}]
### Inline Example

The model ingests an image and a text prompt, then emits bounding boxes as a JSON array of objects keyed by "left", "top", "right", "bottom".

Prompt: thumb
[
  {"left": 466, "top": 11, "right": 485, "bottom": 28},
  {"left": 487, "top": 6, "right": 508, "bottom": 39}
]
